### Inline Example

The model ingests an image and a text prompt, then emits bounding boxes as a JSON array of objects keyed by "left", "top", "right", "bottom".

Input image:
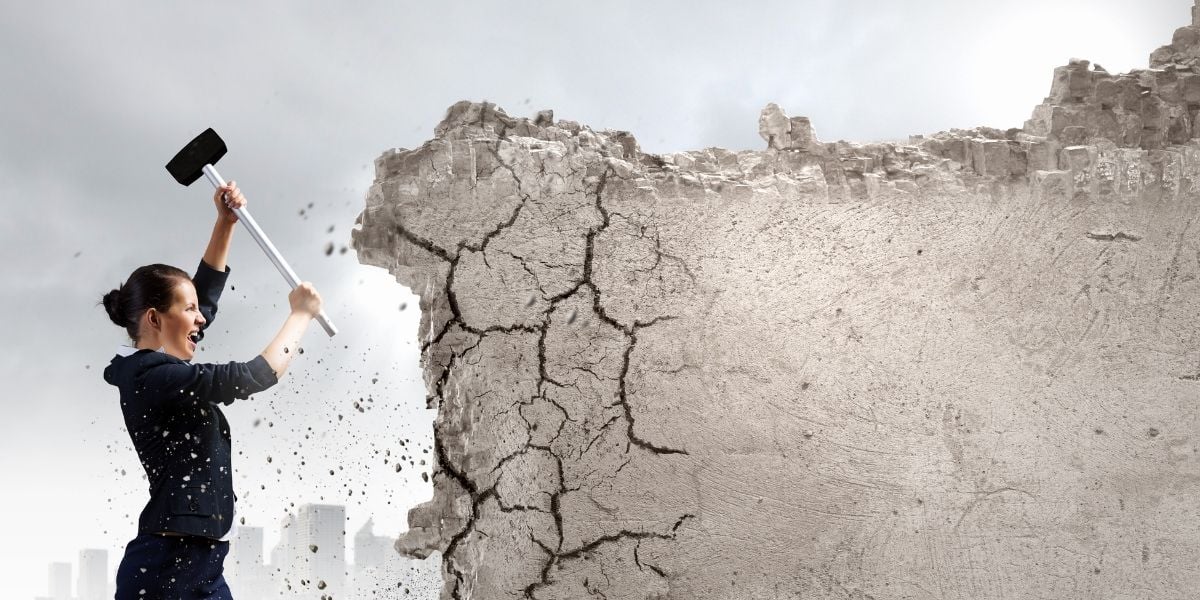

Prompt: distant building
[
  {"left": 271, "top": 512, "right": 298, "bottom": 597},
  {"left": 49, "top": 561, "right": 71, "bottom": 600},
  {"left": 36, "top": 561, "right": 72, "bottom": 600},
  {"left": 352, "top": 519, "right": 419, "bottom": 600},
  {"left": 293, "top": 504, "right": 347, "bottom": 597},
  {"left": 354, "top": 518, "right": 386, "bottom": 571},
  {"left": 226, "top": 526, "right": 272, "bottom": 598},
  {"left": 76, "top": 549, "right": 108, "bottom": 600}
]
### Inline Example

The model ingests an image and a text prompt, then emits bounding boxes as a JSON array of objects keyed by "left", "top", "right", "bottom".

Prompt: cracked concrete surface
[{"left": 351, "top": 5, "right": 1200, "bottom": 598}]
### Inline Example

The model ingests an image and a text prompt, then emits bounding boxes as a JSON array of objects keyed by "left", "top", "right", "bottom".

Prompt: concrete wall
[{"left": 351, "top": 5, "right": 1200, "bottom": 598}]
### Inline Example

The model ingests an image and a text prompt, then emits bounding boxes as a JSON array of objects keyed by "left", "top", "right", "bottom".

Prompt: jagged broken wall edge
[{"left": 350, "top": 5, "right": 1200, "bottom": 598}]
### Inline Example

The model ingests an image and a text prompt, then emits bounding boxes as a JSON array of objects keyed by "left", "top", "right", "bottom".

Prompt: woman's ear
[{"left": 145, "top": 308, "right": 160, "bottom": 330}]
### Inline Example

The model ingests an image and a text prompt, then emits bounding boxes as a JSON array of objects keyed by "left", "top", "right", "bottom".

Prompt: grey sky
[{"left": 0, "top": 1, "right": 1191, "bottom": 597}]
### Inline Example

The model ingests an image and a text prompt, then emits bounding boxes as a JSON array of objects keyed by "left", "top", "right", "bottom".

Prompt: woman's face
[{"left": 156, "top": 280, "right": 206, "bottom": 361}]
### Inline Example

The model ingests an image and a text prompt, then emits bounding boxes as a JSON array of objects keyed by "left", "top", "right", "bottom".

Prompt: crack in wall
[
  {"left": 375, "top": 128, "right": 695, "bottom": 597},
  {"left": 524, "top": 514, "right": 695, "bottom": 599},
  {"left": 454, "top": 160, "right": 687, "bottom": 597}
]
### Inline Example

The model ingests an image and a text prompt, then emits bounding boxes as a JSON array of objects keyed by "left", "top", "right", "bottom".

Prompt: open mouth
[{"left": 188, "top": 330, "right": 203, "bottom": 349}]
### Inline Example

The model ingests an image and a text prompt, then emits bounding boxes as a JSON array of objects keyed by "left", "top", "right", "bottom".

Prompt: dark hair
[{"left": 101, "top": 264, "right": 191, "bottom": 341}]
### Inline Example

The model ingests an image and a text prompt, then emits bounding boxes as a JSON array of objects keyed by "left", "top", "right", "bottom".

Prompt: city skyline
[{"left": 33, "top": 504, "right": 442, "bottom": 600}]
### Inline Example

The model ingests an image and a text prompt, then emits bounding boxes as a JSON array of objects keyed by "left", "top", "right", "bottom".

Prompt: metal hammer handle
[{"left": 202, "top": 165, "right": 338, "bottom": 337}]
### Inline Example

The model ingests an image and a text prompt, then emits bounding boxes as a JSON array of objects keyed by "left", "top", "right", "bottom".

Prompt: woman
[{"left": 101, "top": 182, "right": 322, "bottom": 599}]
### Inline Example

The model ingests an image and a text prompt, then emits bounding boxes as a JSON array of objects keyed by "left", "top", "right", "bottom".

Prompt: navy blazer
[{"left": 103, "top": 260, "right": 277, "bottom": 539}]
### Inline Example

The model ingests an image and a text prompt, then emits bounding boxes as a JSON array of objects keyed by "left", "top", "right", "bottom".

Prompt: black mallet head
[{"left": 166, "top": 128, "right": 226, "bottom": 185}]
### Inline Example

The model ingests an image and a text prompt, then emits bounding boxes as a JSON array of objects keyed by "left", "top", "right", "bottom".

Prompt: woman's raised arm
[
  {"left": 260, "top": 282, "right": 323, "bottom": 379},
  {"left": 202, "top": 181, "right": 245, "bottom": 272}
]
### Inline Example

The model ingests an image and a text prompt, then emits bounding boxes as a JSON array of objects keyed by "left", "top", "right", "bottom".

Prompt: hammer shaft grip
[{"left": 315, "top": 310, "right": 337, "bottom": 337}]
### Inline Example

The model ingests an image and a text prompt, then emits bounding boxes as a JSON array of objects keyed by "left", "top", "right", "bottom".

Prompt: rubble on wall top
[
  {"left": 1150, "top": 0, "right": 1200, "bottom": 69},
  {"left": 384, "top": 1, "right": 1200, "bottom": 198}
]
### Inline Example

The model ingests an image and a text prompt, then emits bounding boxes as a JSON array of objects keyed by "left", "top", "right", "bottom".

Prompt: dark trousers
[{"left": 114, "top": 533, "right": 233, "bottom": 600}]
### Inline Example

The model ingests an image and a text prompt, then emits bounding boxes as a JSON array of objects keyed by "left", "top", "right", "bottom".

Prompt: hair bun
[{"left": 101, "top": 287, "right": 125, "bottom": 327}]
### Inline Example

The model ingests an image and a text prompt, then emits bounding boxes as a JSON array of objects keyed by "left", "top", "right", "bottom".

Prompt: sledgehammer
[{"left": 166, "top": 128, "right": 338, "bottom": 337}]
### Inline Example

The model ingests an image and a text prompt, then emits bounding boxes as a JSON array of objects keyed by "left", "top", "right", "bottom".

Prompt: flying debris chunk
[{"left": 324, "top": 242, "right": 334, "bottom": 256}]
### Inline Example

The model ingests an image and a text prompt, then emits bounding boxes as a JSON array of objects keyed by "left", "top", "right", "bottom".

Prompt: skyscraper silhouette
[
  {"left": 226, "top": 525, "right": 272, "bottom": 598},
  {"left": 34, "top": 561, "right": 72, "bottom": 600},
  {"left": 271, "top": 511, "right": 298, "bottom": 597},
  {"left": 351, "top": 518, "right": 417, "bottom": 599},
  {"left": 294, "top": 504, "right": 347, "bottom": 596},
  {"left": 354, "top": 518, "right": 385, "bottom": 571},
  {"left": 76, "top": 550, "right": 108, "bottom": 600}
]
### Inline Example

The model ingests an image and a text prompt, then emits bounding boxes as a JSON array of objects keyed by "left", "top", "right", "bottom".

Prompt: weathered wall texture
[{"left": 351, "top": 5, "right": 1200, "bottom": 599}]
